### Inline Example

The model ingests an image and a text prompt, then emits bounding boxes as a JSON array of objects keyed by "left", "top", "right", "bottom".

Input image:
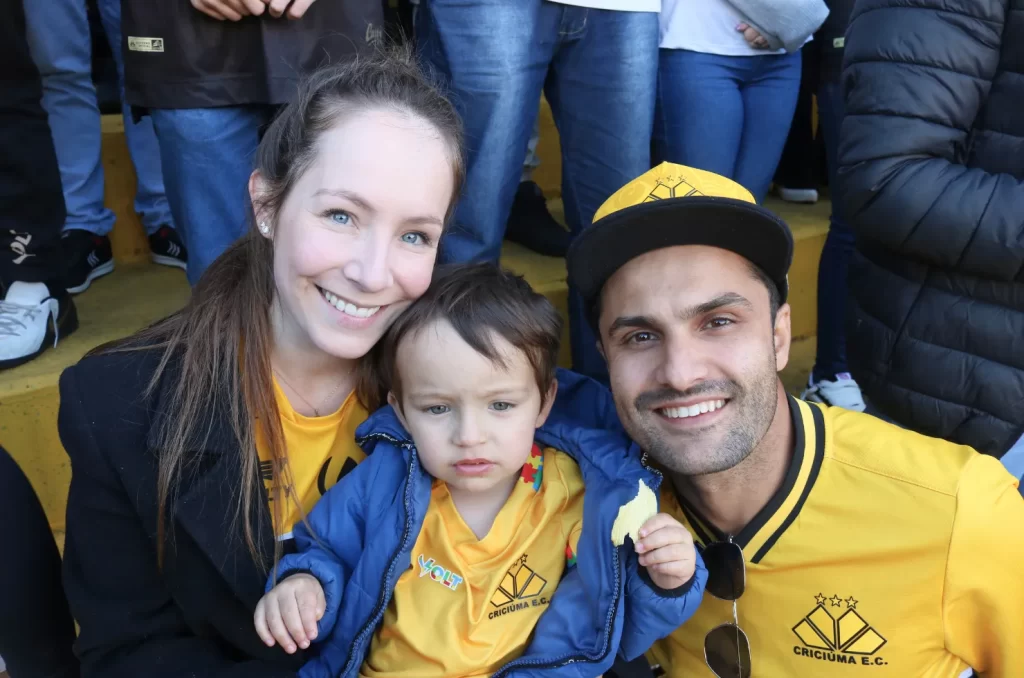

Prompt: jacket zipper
[{"left": 339, "top": 433, "right": 418, "bottom": 677}]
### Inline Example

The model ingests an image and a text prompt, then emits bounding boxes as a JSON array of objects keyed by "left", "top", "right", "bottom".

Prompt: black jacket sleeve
[
  {"left": 838, "top": 0, "right": 1024, "bottom": 282},
  {"left": 58, "top": 366, "right": 295, "bottom": 678}
]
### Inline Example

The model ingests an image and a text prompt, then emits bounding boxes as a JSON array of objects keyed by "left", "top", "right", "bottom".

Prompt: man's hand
[
  {"left": 191, "top": 0, "right": 266, "bottom": 21},
  {"left": 634, "top": 513, "right": 697, "bottom": 591},
  {"left": 254, "top": 573, "right": 326, "bottom": 654},
  {"left": 736, "top": 22, "right": 771, "bottom": 49},
  {"left": 264, "top": 0, "right": 319, "bottom": 18}
]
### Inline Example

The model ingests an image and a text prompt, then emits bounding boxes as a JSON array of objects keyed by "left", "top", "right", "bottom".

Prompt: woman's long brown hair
[{"left": 95, "top": 45, "right": 464, "bottom": 570}]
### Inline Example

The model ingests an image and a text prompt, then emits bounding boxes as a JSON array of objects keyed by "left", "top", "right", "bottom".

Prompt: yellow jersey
[
  {"left": 256, "top": 379, "right": 369, "bottom": 540},
  {"left": 360, "top": 445, "right": 585, "bottom": 678},
  {"left": 649, "top": 397, "right": 1024, "bottom": 678}
]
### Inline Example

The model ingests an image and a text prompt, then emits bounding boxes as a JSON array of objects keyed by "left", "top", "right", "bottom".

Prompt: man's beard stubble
[{"left": 627, "top": 363, "right": 779, "bottom": 477}]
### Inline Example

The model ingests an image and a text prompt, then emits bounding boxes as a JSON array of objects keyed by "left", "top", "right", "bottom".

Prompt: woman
[
  {"left": 653, "top": 0, "right": 805, "bottom": 203},
  {"left": 57, "top": 49, "right": 464, "bottom": 677}
]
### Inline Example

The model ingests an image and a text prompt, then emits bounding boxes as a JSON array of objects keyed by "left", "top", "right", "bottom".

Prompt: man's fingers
[
  {"left": 254, "top": 599, "right": 275, "bottom": 647},
  {"left": 241, "top": 0, "right": 267, "bottom": 15},
  {"left": 208, "top": 0, "right": 244, "bottom": 21},
  {"left": 639, "top": 543, "right": 690, "bottom": 567},
  {"left": 266, "top": 0, "right": 290, "bottom": 17},
  {"left": 287, "top": 0, "right": 318, "bottom": 19}
]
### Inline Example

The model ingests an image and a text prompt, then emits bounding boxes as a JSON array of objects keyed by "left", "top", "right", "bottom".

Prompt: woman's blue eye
[
  {"left": 492, "top": 402, "right": 512, "bottom": 411},
  {"left": 331, "top": 211, "right": 351, "bottom": 225},
  {"left": 427, "top": 405, "right": 449, "bottom": 415},
  {"left": 402, "top": 231, "right": 431, "bottom": 246}
]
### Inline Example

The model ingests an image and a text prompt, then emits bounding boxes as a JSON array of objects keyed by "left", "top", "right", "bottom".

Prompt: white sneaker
[
  {"left": 778, "top": 187, "right": 819, "bottom": 204},
  {"left": 0, "top": 281, "right": 78, "bottom": 370},
  {"left": 802, "top": 372, "right": 866, "bottom": 412}
]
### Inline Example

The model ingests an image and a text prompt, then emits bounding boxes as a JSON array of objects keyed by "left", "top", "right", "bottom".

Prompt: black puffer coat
[{"left": 839, "top": 0, "right": 1024, "bottom": 457}]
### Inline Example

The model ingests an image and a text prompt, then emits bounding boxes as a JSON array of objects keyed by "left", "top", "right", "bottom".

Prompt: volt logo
[{"left": 418, "top": 555, "right": 463, "bottom": 591}]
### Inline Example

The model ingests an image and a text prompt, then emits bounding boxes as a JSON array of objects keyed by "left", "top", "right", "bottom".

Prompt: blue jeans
[
  {"left": 23, "top": 0, "right": 172, "bottom": 236},
  {"left": 812, "top": 81, "right": 856, "bottom": 382},
  {"left": 149, "top": 106, "right": 274, "bottom": 285},
  {"left": 653, "top": 49, "right": 802, "bottom": 204},
  {"left": 416, "top": 0, "right": 659, "bottom": 382},
  {"left": 1002, "top": 432, "right": 1024, "bottom": 481}
]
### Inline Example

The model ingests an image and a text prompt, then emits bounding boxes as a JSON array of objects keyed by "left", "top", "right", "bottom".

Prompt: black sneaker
[
  {"left": 148, "top": 226, "right": 188, "bottom": 270},
  {"left": 62, "top": 230, "right": 114, "bottom": 294},
  {"left": 504, "top": 181, "right": 571, "bottom": 258}
]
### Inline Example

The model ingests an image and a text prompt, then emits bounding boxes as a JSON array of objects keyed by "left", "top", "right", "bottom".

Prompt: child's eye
[
  {"left": 426, "top": 405, "right": 450, "bottom": 415},
  {"left": 491, "top": 402, "right": 514, "bottom": 411}
]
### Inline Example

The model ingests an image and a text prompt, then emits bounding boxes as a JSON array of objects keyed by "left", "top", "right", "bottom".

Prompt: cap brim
[{"left": 567, "top": 196, "right": 794, "bottom": 318}]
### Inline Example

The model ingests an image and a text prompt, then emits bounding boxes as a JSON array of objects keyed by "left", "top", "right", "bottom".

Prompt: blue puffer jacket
[{"left": 273, "top": 369, "right": 707, "bottom": 678}]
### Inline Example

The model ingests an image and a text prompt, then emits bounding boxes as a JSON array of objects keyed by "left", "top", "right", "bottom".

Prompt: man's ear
[
  {"left": 249, "top": 170, "right": 272, "bottom": 237},
  {"left": 773, "top": 303, "right": 792, "bottom": 373},
  {"left": 535, "top": 379, "right": 559, "bottom": 428}
]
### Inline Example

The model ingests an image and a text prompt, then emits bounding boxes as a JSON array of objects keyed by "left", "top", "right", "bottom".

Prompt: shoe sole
[
  {"left": 67, "top": 259, "right": 115, "bottom": 295},
  {"left": 150, "top": 254, "right": 188, "bottom": 270},
  {"left": 0, "top": 298, "right": 80, "bottom": 370}
]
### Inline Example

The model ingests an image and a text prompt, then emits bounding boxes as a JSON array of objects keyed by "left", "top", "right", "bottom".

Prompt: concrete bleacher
[{"left": 0, "top": 101, "right": 828, "bottom": 536}]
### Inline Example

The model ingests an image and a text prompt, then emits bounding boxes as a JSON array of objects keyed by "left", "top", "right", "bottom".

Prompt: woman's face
[{"left": 260, "top": 108, "right": 455, "bottom": 361}]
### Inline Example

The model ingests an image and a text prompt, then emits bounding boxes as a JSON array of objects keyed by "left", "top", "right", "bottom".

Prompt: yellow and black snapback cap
[{"left": 567, "top": 162, "right": 794, "bottom": 322}]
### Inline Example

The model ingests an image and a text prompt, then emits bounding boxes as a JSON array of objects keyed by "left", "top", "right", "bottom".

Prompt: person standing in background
[
  {"left": 653, "top": 0, "right": 821, "bottom": 204},
  {"left": 797, "top": 0, "right": 866, "bottom": 411},
  {"left": 415, "top": 0, "right": 660, "bottom": 384},
  {"left": 119, "top": 0, "right": 383, "bottom": 286},
  {"left": 840, "top": 0, "right": 1024, "bottom": 461},
  {"left": 23, "top": 0, "right": 186, "bottom": 296},
  {"left": 1, "top": 0, "right": 79, "bottom": 370}
]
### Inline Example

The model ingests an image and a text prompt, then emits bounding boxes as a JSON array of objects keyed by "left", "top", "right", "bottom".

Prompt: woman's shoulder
[{"left": 61, "top": 344, "right": 168, "bottom": 407}]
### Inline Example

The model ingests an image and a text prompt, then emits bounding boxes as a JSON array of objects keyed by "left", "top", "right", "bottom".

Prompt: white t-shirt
[
  {"left": 549, "top": 0, "right": 660, "bottom": 11},
  {"left": 660, "top": 0, "right": 791, "bottom": 55}
]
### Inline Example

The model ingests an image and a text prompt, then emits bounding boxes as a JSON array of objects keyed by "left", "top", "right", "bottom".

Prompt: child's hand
[
  {"left": 254, "top": 573, "right": 326, "bottom": 653},
  {"left": 634, "top": 513, "right": 697, "bottom": 591}
]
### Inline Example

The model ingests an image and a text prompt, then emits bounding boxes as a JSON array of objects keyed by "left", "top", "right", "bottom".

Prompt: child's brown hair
[{"left": 359, "top": 263, "right": 563, "bottom": 411}]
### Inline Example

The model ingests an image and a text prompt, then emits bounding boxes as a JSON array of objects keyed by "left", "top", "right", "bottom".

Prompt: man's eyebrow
[
  {"left": 606, "top": 293, "right": 753, "bottom": 335},
  {"left": 681, "top": 293, "right": 753, "bottom": 321}
]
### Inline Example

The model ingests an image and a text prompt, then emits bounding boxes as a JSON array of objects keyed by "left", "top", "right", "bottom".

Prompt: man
[
  {"left": 24, "top": 0, "right": 186, "bottom": 295},
  {"left": 839, "top": 0, "right": 1023, "bottom": 459},
  {"left": 566, "top": 162, "right": 1024, "bottom": 676},
  {"left": 119, "top": 0, "right": 382, "bottom": 284},
  {"left": 1, "top": 0, "right": 78, "bottom": 370},
  {"left": 415, "top": 0, "right": 660, "bottom": 383}
]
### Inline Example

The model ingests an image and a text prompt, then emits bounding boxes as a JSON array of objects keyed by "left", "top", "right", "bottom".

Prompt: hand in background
[
  {"left": 254, "top": 573, "right": 327, "bottom": 654},
  {"left": 634, "top": 513, "right": 698, "bottom": 591},
  {"left": 191, "top": 0, "right": 266, "bottom": 21},
  {"left": 736, "top": 22, "right": 771, "bottom": 49},
  {"left": 264, "top": 0, "right": 319, "bottom": 18}
]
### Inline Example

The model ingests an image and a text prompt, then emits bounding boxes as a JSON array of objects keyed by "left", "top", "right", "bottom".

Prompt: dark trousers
[
  {"left": 0, "top": 0, "right": 66, "bottom": 290},
  {"left": 0, "top": 445, "right": 79, "bottom": 678}
]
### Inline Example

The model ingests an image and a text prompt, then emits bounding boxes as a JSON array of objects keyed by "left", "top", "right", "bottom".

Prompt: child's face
[{"left": 389, "top": 319, "right": 556, "bottom": 495}]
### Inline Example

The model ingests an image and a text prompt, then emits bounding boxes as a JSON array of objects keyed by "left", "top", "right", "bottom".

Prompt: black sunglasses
[{"left": 701, "top": 537, "right": 751, "bottom": 678}]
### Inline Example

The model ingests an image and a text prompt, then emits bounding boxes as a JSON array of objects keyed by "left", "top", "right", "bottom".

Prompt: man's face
[{"left": 598, "top": 245, "right": 791, "bottom": 476}]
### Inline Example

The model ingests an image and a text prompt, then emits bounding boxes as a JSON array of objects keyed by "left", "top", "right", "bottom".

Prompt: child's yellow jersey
[
  {"left": 649, "top": 398, "right": 1024, "bottom": 677},
  {"left": 360, "top": 445, "right": 585, "bottom": 677}
]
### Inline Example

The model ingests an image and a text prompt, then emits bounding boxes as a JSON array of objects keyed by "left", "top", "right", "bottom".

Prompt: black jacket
[
  {"left": 839, "top": 0, "right": 1024, "bottom": 456},
  {"left": 815, "top": 0, "right": 855, "bottom": 84},
  {"left": 58, "top": 348, "right": 305, "bottom": 677},
  {"left": 120, "top": 0, "right": 384, "bottom": 109}
]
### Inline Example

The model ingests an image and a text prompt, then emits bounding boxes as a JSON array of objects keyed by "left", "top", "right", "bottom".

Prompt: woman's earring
[{"left": 259, "top": 221, "right": 270, "bottom": 235}]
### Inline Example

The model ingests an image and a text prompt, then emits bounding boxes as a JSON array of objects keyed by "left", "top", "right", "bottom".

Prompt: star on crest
[
  {"left": 829, "top": 595, "right": 843, "bottom": 608},
  {"left": 814, "top": 593, "right": 827, "bottom": 606},
  {"left": 846, "top": 596, "right": 858, "bottom": 610}
]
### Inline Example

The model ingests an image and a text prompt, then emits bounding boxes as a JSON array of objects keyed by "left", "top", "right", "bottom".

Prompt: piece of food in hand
[{"left": 611, "top": 479, "right": 658, "bottom": 547}]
